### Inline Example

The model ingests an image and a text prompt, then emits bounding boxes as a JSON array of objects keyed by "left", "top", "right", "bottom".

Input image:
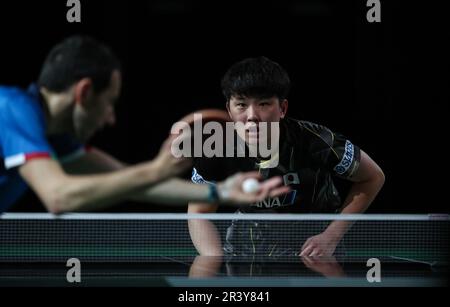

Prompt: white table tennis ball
[{"left": 242, "top": 178, "right": 261, "bottom": 193}]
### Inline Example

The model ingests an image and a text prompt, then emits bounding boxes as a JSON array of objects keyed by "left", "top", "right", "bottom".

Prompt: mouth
[
  {"left": 245, "top": 129, "right": 259, "bottom": 142},
  {"left": 245, "top": 123, "right": 259, "bottom": 137},
  {"left": 246, "top": 130, "right": 258, "bottom": 137}
]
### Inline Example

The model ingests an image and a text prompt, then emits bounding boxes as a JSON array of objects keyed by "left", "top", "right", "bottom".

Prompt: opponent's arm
[
  {"left": 20, "top": 137, "right": 190, "bottom": 213},
  {"left": 300, "top": 150, "right": 385, "bottom": 257}
]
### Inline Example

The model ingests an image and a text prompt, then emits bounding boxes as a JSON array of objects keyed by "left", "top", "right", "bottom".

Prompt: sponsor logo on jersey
[
  {"left": 334, "top": 140, "right": 354, "bottom": 175},
  {"left": 252, "top": 190, "right": 297, "bottom": 209},
  {"left": 283, "top": 173, "right": 300, "bottom": 185},
  {"left": 191, "top": 168, "right": 214, "bottom": 185}
]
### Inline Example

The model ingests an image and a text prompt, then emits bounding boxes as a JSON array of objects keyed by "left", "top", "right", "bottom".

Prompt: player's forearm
[
  {"left": 69, "top": 152, "right": 212, "bottom": 205},
  {"left": 324, "top": 176, "right": 385, "bottom": 241},
  {"left": 188, "top": 218, "right": 224, "bottom": 256},
  {"left": 130, "top": 179, "right": 213, "bottom": 205},
  {"left": 62, "top": 148, "right": 126, "bottom": 175},
  {"left": 54, "top": 161, "right": 166, "bottom": 213},
  {"left": 189, "top": 255, "right": 223, "bottom": 277}
]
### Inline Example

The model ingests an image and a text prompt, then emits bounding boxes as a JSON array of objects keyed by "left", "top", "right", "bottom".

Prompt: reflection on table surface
[{"left": 0, "top": 255, "right": 447, "bottom": 287}]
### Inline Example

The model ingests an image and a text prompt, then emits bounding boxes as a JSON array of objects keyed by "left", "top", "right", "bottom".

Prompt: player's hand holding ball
[
  {"left": 241, "top": 178, "right": 261, "bottom": 193},
  {"left": 217, "top": 172, "right": 290, "bottom": 205}
]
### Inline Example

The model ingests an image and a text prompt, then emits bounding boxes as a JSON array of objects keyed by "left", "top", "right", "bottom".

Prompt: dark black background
[{"left": 1, "top": 0, "right": 447, "bottom": 213}]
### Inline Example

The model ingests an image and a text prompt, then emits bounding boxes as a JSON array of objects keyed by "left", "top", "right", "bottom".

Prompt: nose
[{"left": 246, "top": 105, "right": 259, "bottom": 122}]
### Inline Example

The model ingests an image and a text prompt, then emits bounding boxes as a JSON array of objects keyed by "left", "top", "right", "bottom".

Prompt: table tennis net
[{"left": 0, "top": 213, "right": 448, "bottom": 264}]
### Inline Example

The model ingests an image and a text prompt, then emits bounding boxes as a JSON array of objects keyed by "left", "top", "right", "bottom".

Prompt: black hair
[
  {"left": 221, "top": 56, "right": 290, "bottom": 101},
  {"left": 37, "top": 35, "right": 121, "bottom": 93}
]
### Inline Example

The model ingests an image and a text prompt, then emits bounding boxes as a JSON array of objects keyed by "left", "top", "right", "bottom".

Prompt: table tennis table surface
[{"left": 0, "top": 255, "right": 447, "bottom": 287}]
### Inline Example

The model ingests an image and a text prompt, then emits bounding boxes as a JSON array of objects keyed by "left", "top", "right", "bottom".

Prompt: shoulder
[
  {"left": 282, "top": 117, "right": 334, "bottom": 145},
  {"left": 0, "top": 85, "right": 43, "bottom": 124},
  {"left": 283, "top": 117, "right": 331, "bottom": 133}
]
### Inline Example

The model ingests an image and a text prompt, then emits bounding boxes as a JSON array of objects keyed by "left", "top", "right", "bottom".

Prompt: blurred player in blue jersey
[{"left": 0, "top": 36, "right": 288, "bottom": 213}]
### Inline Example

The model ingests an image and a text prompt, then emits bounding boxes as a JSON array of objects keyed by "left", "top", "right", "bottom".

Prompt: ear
[
  {"left": 279, "top": 99, "right": 288, "bottom": 118},
  {"left": 74, "top": 78, "right": 93, "bottom": 106}
]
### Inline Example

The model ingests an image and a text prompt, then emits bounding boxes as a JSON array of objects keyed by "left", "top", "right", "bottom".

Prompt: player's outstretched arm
[
  {"left": 19, "top": 135, "right": 191, "bottom": 214},
  {"left": 134, "top": 172, "right": 290, "bottom": 205}
]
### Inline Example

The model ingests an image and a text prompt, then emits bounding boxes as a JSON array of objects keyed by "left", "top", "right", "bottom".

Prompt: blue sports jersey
[{"left": 0, "top": 84, "right": 86, "bottom": 212}]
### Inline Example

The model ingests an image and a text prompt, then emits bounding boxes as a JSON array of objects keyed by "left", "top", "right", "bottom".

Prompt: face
[
  {"left": 73, "top": 70, "right": 121, "bottom": 141},
  {"left": 227, "top": 96, "right": 288, "bottom": 146}
]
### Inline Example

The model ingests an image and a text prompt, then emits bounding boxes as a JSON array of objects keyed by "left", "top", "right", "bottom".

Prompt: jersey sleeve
[
  {"left": 304, "top": 122, "right": 361, "bottom": 179},
  {"left": 0, "top": 93, "right": 54, "bottom": 170}
]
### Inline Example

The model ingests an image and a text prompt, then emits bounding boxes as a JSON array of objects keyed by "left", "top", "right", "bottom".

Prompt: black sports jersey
[{"left": 191, "top": 117, "right": 361, "bottom": 213}]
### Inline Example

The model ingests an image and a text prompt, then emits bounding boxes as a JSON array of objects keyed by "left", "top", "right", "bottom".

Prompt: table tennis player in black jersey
[{"left": 188, "top": 56, "right": 385, "bottom": 259}]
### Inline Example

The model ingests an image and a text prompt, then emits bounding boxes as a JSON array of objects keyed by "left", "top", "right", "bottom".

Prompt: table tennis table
[
  {"left": 0, "top": 255, "right": 446, "bottom": 287},
  {"left": 0, "top": 213, "right": 448, "bottom": 287}
]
